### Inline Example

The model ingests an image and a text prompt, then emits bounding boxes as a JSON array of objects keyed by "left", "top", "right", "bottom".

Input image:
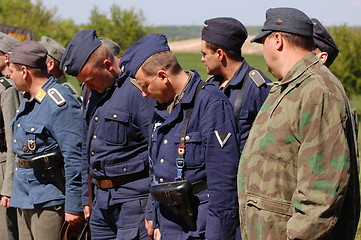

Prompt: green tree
[
  {"left": 0, "top": 0, "right": 79, "bottom": 45},
  {"left": 84, "top": 4, "right": 157, "bottom": 54},
  {"left": 330, "top": 25, "right": 361, "bottom": 96}
]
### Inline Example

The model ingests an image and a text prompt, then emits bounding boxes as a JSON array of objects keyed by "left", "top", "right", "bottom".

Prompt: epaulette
[
  {"left": 205, "top": 75, "right": 214, "bottom": 82},
  {"left": 48, "top": 88, "right": 66, "bottom": 106},
  {"left": 130, "top": 78, "right": 142, "bottom": 92},
  {"left": 249, "top": 70, "right": 266, "bottom": 87},
  {"left": 0, "top": 77, "right": 12, "bottom": 90}
]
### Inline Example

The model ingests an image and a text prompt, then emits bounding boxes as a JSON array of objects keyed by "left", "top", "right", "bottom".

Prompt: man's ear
[
  {"left": 317, "top": 51, "right": 328, "bottom": 65},
  {"left": 20, "top": 65, "right": 28, "bottom": 79},
  {"left": 104, "top": 58, "right": 113, "bottom": 71},
  {"left": 157, "top": 70, "right": 169, "bottom": 83},
  {"left": 4, "top": 53, "right": 10, "bottom": 65},
  {"left": 47, "top": 59, "right": 55, "bottom": 72},
  {"left": 216, "top": 48, "right": 226, "bottom": 61},
  {"left": 273, "top": 32, "right": 284, "bottom": 51}
]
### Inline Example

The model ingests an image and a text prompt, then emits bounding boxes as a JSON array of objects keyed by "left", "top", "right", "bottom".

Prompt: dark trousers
[{"left": 90, "top": 198, "right": 151, "bottom": 240}]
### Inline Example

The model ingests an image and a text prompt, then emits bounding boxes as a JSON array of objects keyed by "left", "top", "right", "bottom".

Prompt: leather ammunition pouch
[
  {"left": 17, "top": 148, "right": 65, "bottom": 194},
  {"left": 150, "top": 179, "right": 207, "bottom": 230}
]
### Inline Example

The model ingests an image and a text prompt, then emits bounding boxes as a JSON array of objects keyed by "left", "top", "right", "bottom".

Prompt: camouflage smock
[{"left": 237, "top": 52, "right": 360, "bottom": 240}]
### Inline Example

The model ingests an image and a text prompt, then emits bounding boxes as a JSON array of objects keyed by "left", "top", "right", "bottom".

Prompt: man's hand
[
  {"left": 0, "top": 196, "right": 11, "bottom": 208},
  {"left": 145, "top": 218, "right": 154, "bottom": 237},
  {"left": 83, "top": 205, "right": 91, "bottom": 219},
  {"left": 153, "top": 228, "right": 161, "bottom": 240},
  {"left": 145, "top": 218, "right": 161, "bottom": 240},
  {"left": 65, "top": 212, "right": 83, "bottom": 226}
]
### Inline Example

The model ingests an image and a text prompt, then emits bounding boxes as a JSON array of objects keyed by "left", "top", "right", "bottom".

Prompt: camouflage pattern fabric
[{"left": 238, "top": 52, "right": 360, "bottom": 240}]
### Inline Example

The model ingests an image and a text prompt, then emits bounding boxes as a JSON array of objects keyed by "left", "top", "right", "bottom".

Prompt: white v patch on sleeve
[{"left": 214, "top": 131, "right": 232, "bottom": 148}]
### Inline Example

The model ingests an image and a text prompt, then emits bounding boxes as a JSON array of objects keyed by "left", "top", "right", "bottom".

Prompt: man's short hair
[
  {"left": 140, "top": 51, "right": 182, "bottom": 77},
  {"left": 272, "top": 32, "right": 314, "bottom": 51},
  {"left": 205, "top": 41, "right": 242, "bottom": 61},
  {"left": 85, "top": 45, "right": 114, "bottom": 70}
]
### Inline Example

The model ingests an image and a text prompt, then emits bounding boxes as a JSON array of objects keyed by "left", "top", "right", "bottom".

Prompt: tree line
[{"left": 0, "top": 0, "right": 360, "bottom": 97}]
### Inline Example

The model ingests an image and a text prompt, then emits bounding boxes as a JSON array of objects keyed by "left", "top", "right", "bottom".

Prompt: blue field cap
[
  {"left": 251, "top": 7, "right": 313, "bottom": 43},
  {"left": 119, "top": 33, "right": 170, "bottom": 78},
  {"left": 60, "top": 29, "right": 101, "bottom": 76},
  {"left": 202, "top": 17, "right": 248, "bottom": 51},
  {"left": 312, "top": 18, "right": 339, "bottom": 66}
]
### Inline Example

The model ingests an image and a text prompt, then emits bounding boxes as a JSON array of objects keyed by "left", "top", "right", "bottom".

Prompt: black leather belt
[{"left": 93, "top": 169, "right": 149, "bottom": 189}]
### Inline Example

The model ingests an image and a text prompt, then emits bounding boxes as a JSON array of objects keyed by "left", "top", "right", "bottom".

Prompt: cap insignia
[{"left": 275, "top": 18, "right": 283, "bottom": 25}]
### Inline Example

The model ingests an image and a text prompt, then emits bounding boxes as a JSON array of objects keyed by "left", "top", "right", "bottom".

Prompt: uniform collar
[
  {"left": 155, "top": 70, "right": 202, "bottom": 121},
  {"left": 34, "top": 75, "right": 57, "bottom": 103}
]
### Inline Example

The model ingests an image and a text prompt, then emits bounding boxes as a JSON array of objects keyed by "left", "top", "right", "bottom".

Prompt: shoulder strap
[
  {"left": 176, "top": 81, "right": 208, "bottom": 180},
  {"left": 249, "top": 69, "right": 267, "bottom": 87},
  {"left": 233, "top": 68, "right": 253, "bottom": 119},
  {"left": 48, "top": 88, "right": 66, "bottom": 106},
  {"left": 0, "top": 77, "right": 12, "bottom": 90}
]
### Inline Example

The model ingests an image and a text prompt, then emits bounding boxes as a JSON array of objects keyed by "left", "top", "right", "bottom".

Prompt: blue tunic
[
  {"left": 81, "top": 76, "right": 155, "bottom": 209},
  {"left": 208, "top": 60, "right": 271, "bottom": 151},
  {"left": 10, "top": 76, "right": 82, "bottom": 214},
  {"left": 150, "top": 71, "right": 240, "bottom": 240}
]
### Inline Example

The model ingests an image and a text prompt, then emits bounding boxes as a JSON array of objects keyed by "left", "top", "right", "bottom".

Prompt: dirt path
[{"left": 168, "top": 36, "right": 263, "bottom": 55}]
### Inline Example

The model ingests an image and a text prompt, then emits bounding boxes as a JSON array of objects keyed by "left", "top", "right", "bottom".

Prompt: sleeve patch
[
  {"left": 249, "top": 70, "right": 266, "bottom": 87},
  {"left": 48, "top": 88, "right": 66, "bottom": 106}
]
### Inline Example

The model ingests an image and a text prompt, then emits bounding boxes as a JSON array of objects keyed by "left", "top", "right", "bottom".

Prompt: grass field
[
  {"left": 175, "top": 52, "right": 361, "bottom": 239},
  {"left": 175, "top": 52, "right": 275, "bottom": 81}
]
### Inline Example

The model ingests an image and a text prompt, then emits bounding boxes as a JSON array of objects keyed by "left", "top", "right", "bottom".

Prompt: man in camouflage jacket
[{"left": 238, "top": 7, "right": 360, "bottom": 240}]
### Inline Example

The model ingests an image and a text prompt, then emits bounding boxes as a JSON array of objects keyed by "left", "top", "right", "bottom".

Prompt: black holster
[
  {"left": 150, "top": 180, "right": 196, "bottom": 230},
  {"left": 30, "top": 149, "right": 65, "bottom": 194}
]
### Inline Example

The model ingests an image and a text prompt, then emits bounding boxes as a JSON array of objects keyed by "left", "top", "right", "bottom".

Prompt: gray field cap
[
  {"left": 251, "top": 7, "right": 313, "bottom": 43},
  {"left": 39, "top": 36, "right": 65, "bottom": 62},
  {"left": 0, "top": 32, "right": 19, "bottom": 54},
  {"left": 100, "top": 37, "right": 120, "bottom": 56},
  {"left": 8, "top": 40, "right": 47, "bottom": 69}
]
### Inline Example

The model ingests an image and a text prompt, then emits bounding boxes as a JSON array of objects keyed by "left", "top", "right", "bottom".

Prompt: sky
[{"left": 35, "top": 0, "right": 360, "bottom": 27}]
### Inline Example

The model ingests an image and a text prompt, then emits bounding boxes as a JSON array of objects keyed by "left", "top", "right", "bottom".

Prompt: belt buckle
[
  {"left": 101, "top": 180, "right": 113, "bottom": 189},
  {"left": 94, "top": 179, "right": 113, "bottom": 189}
]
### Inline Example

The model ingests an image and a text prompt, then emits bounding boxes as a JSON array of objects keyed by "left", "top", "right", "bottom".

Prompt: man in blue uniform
[
  {"left": 120, "top": 33, "right": 240, "bottom": 240},
  {"left": 0, "top": 32, "right": 19, "bottom": 240},
  {"left": 60, "top": 29, "right": 155, "bottom": 240},
  {"left": 8, "top": 41, "right": 83, "bottom": 240},
  {"left": 201, "top": 17, "right": 272, "bottom": 152}
]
